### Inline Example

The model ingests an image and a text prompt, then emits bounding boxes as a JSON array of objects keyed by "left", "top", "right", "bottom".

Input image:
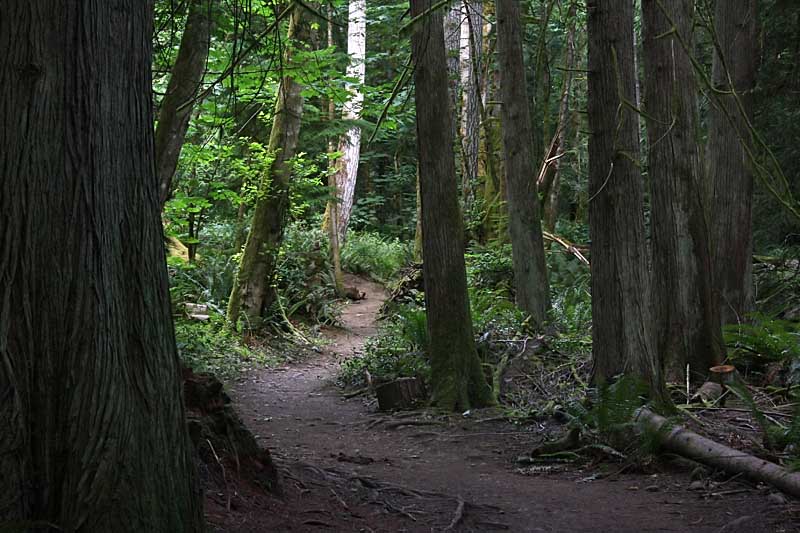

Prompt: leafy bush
[
  {"left": 724, "top": 313, "right": 800, "bottom": 373},
  {"left": 341, "top": 231, "right": 412, "bottom": 283},
  {"left": 175, "top": 314, "right": 280, "bottom": 379},
  {"left": 466, "top": 242, "right": 515, "bottom": 296},
  {"left": 276, "top": 222, "right": 341, "bottom": 324}
]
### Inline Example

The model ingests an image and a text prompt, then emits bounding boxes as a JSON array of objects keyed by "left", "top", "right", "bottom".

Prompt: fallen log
[{"left": 636, "top": 408, "right": 800, "bottom": 498}]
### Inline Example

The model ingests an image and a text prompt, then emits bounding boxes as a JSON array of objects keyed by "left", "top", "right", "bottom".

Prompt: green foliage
[
  {"left": 338, "top": 308, "right": 431, "bottom": 389},
  {"left": 466, "top": 243, "right": 515, "bottom": 297},
  {"left": 341, "top": 231, "right": 412, "bottom": 283},
  {"left": 724, "top": 313, "right": 800, "bottom": 371},
  {"left": 276, "top": 222, "right": 341, "bottom": 324},
  {"left": 175, "top": 314, "right": 279, "bottom": 379}
]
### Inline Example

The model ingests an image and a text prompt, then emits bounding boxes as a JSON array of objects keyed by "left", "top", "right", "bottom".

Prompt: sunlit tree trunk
[
  {"left": 496, "top": 0, "right": 551, "bottom": 328},
  {"left": 0, "top": 1, "right": 203, "bottom": 529},
  {"left": 155, "top": 0, "right": 216, "bottom": 208},
  {"left": 227, "top": 6, "right": 311, "bottom": 327},
  {"left": 330, "top": 0, "right": 367, "bottom": 244},
  {"left": 327, "top": 10, "right": 345, "bottom": 296},
  {"left": 444, "top": 4, "right": 462, "bottom": 141},
  {"left": 410, "top": 0, "right": 494, "bottom": 411},
  {"left": 642, "top": 0, "right": 724, "bottom": 382},
  {"left": 707, "top": 0, "right": 759, "bottom": 325},
  {"left": 459, "top": 0, "right": 483, "bottom": 214},
  {"left": 587, "top": 0, "right": 663, "bottom": 398}
]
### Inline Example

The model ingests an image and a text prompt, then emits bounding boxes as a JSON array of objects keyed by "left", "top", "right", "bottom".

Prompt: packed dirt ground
[{"left": 207, "top": 276, "right": 799, "bottom": 532}]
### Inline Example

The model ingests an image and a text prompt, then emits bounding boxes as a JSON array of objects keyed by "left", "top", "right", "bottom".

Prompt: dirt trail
[{"left": 223, "top": 274, "right": 795, "bottom": 532}]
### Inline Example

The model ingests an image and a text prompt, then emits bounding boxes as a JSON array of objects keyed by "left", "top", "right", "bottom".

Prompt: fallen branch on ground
[{"left": 636, "top": 408, "right": 800, "bottom": 498}]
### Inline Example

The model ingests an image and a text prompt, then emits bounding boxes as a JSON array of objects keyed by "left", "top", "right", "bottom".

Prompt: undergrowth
[{"left": 341, "top": 231, "right": 412, "bottom": 283}]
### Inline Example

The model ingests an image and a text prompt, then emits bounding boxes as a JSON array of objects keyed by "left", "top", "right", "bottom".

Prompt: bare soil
[{"left": 210, "top": 274, "right": 799, "bottom": 532}]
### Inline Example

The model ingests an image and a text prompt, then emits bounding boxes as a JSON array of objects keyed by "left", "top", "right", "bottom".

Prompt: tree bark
[
  {"left": 330, "top": 0, "right": 367, "bottom": 244},
  {"left": 227, "top": 6, "right": 311, "bottom": 327},
  {"left": 410, "top": 0, "right": 494, "bottom": 411},
  {"left": 459, "top": 0, "right": 483, "bottom": 214},
  {"left": 586, "top": 0, "right": 663, "bottom": 398},
  {"left": 642, "top": 0, "right": 724, "bottom": 382},
  {"left": 707, "top": 0, "right": 759, "bottom": 325},
  {"left": 0, "top": 1, "right": 203, "bottom": 530},
  {"left": 496, "top": 0, "right": 551, "bottom": 328},
  {"left": 155, "top": 0, "right": 216, "bottom": 208},
  {"left": 444, "top": 4, "right": 462, "bottom": 143}
]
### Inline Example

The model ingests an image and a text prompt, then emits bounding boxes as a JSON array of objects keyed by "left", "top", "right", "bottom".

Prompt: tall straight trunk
[
  {"left": 642, "top": 0, "right": 724, "bottom": 382},
  {"left": 543, "top": 2, "right": 578, "bottom": 231},
  {"left": 410, "top": 0, "right": 493, "bottom": 411},
  {"left": 459, "top": 0, "right": 483, "bottom": 213},
  {"left": 587, "top": 0, "right": 663, "bottom": 398},
  {"left": 0, "top": 1, "right": 202, "bottom": 530},
  {"left": 227, "top": 6, "right": 311, "bottom": 326},
  {"left": 444, "top": 5, "right": 462, "bottom": 142},
  {"left": 496, "top": 0, "right": 551, "bottom": 328},
  {"left": 327, "top": 9, "right": 345, "bottom": 295},
  {"left": 707, "top": 0, "right": 758, "bottom": 325},
  {"left": 155, "top": 0, "right": 216, "bottom": 207},
  {"left": 330, "top": 0, "right": 367, "bottom": 244}
]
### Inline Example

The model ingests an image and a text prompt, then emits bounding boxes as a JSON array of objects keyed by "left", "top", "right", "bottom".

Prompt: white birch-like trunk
[{"left": 333, "top": 0, "right": 366, "bottom": 243}]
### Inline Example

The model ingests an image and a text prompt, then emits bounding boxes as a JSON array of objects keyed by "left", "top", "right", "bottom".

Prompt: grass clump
[{"left": 341, "top": 231, "right": 412, "bottom": 283}]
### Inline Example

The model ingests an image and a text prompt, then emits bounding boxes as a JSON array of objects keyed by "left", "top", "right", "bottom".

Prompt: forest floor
[{"left": 208, "top": 274, "right": 799, "bottom": 532}]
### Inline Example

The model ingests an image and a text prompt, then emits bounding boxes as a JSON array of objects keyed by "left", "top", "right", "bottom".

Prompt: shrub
[{"left": 341, "top": 231, "right": 412, "bottom": 283}]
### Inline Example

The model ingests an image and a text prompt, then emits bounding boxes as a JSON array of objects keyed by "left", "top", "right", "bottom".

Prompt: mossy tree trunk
[
  {"left": 496, "top": 0, "right": 551, "bottom": 328},
  {"left": 0, "top": 1, "right": 203, "bottom": 530},
  {"left": 410, "top": 0, "right": 494, "bottom": 411},
  {"left": 587, "top": 0, "right": 664, "bottom": 399},
  {"left": 155, "top": 0, "right": 216, "bottom": 208},
  {"left": 642, "top": 0, "right": 724, "bottom": 382},
  {"left": 227, "top": 6, "right": 312, "bottom": 327}
]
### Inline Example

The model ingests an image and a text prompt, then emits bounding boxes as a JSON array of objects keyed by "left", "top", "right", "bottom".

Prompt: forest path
[{"left": 224, "top": 274, "right": 787, "bottom": 532}]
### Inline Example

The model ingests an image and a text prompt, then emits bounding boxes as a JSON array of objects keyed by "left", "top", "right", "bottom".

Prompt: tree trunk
[
  {"left": 586, "top": 0, "right": 663, "bottom": 398},
  {"left": 155, "top": 0, "right": 216, "bottom": 208},
  {"left": 410, "top": 0, "right": 493, "bottom": 411},
  {"left": 0, "top": 1, "right": 203, "bottom": 530},
  {"left": 642, "top": 0, "right": 724, "bottom": 382},
  {"left": 496, "top": 0, "right": 551, "bottom": 328},
  {"left": 543, "top": 2, "right": 578, "bottom": 232},
  {"left": 227, "top": 6, "right": 311, "bottom": 327},
  {"left": 707, "top": 0, "right": 758, "bottom": 325},
  {"left": 444, "top": 4, "right": 462, "bottom": 143},
  {"left": 330, "top": 0, "right": 366, "bottom": 244},
  {"left": 327, "top": 9, "right": 345, "bottom": 296},
  {"left": 459, "top": 0, "right": 483, "bottom": 213}
]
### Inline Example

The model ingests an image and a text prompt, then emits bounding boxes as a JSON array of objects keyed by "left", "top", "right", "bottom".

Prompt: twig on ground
[{"left": 443, "top": 498, "right": 465, "bottom": 531}]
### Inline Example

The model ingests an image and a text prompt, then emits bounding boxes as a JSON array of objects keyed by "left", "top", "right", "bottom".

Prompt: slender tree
[
  {"left": 459, "top": 0, "right": 483, "bottom": 212},
  {"left": 496, "top": 0, "right": 551, "bottom": 328},
  {"left": 0, "top": 1, "right": 203, "bottom": 530},
  {"left": 410, "top": 0, "right": 494, "bottom": 410},
  {"left": 707, "top": 0, "right": 759, "bottom": 325},
  {"left": 586, "top": 0, "right": 663, "bottom": 397},
  {"left": 155, "top": 0, "right": 216, "bottom": 207},
  {"left": 228, "top": 5, "right": 312, "bottom": 326},
  {"left": 642, "top": 0, "right": 724, "bottom": 381},
  {"left": 328, "top": 0, "right": 367, "bottom": 245}
]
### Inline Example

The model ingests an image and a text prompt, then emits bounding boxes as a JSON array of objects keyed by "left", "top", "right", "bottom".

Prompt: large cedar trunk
[
  {"left": 642, "top": 0, "right": 724, "bottom": 382},
  {"left": 586, "top": 0, "right": 663, "bottom": 397},
  {"left": 0, "top": 2, "right": 203, "bottom": 530},
  {"left": 410, "top": 0, "right": 494, "bottom": 411},
  {"left": 459, "top": 0, "right": 483, "bottom": 213},
  {"left": 227, "top": 6, "right": 310, "bottom": 326},
  {"left": 707, "top": 0, "right": 759, "bottom": 325},
  {"left": 155, "top": 0, "right": 216, "bottom": 208},
  {"left": 496, "top": 0, "right": 551, "bottom": 328}
]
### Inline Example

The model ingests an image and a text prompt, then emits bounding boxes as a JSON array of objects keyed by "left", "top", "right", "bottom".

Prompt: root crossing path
[{"left": 226, "top": 274, "right": 790, "bottom": 532}]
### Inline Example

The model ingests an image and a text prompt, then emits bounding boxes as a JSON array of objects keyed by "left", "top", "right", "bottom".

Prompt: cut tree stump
[{"left": 375, "top": 377, "right": 426, "bottom": 411}]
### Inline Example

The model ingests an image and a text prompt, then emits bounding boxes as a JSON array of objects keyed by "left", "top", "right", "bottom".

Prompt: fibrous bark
[
  {"left": 0, "top": 1, "right": 203, "bottom": 530},
  {"left": 459, "top": 0, "right": 483, "bottom": 213},
  {"left": 227, "top": 6, "right": 311, "bottom": 327},
  {"left": 155, "top": 0, "right": 216, "bottom": 208},
  {"left": 586, "top": 0, "right": 663, "bottom": 397},
  {"left": 707, "top": 0, "right": 759, "bottom": 325},
  {"left": 330, "top": 0, "right": 367, "bottom": 244},
  {"left": 410, "top": 0, "right": 494, "bottom": 411},
  {"left": 642, "top": 0, "right": 724, "bottom": 382},
  {"left": 496, "top": 0, "right": 551, "bottom": 328}
]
